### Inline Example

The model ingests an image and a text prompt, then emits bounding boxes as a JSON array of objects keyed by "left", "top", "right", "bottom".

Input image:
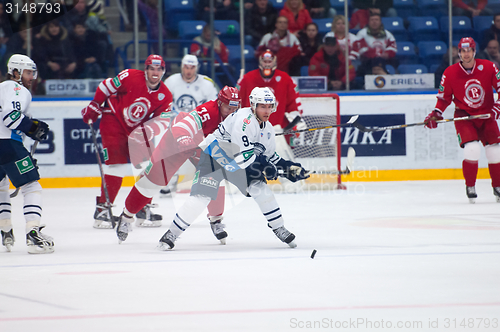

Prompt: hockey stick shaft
[
  {"left": 276, "top": 115, "right": 360, "bottom": 136},
  {"left": 305, "top": 147, "right": 356, "bottom": 176},
  {"left": 352, "top": 114, "right": 491, "bottom": 133},
  {"left": 10, "top": 141, "right": 39, "bottom": 198},
  {"left": 88, "top": 121, "right": 116, "bottom": 228}
]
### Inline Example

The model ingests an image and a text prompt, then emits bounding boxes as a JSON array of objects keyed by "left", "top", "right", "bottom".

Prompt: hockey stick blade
[
  {"left": 278, "top": 115, "right": 360, "bottom": 136},
  {"left": 352, "top": 114, "right": 491, "bottom": 133},
  {"left": 10, "top": 141, "right": 39, "bottom": 198},
  {"left": 282, "top": 116, "right": 302, "bottom": 132}
]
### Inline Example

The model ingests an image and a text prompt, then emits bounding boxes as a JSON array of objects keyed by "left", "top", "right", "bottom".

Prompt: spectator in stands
[
  {"left": 297, "top": 22, "right": 322, "bottom": 70},
  {"left": 303, "top": 0, "right": 335, "bottom": 19},
  {"left": 191, "top": 24, "right": 229, "bottom": 63},
  {"left": 71, "top": 22, "right": 104, "bottom": 78},
  {"left": 477, "top": 39, "right": 500, "bottom": 67},
  {"left": 308, "top": 36, "right": 356, "bottom": 90},
  {"left": 279, "top": 0, "right": 313, "bottom": 36},
  {"left": 480, "top": 13, "right": 500, "bottom": 50},
  {"left": 257, "top": 15, "right": 302, "bottom": 74},
  {"left": 198, "top": 0, "right": 239, "bottom": 22},
  {"left": 323, "top": 15, "right": 357, "bottom": 59},
  {"left": 35, "top": 20, "right": 77, "bottom": 79},
  {"left": 369, "top": 57, "right": 388, "bottom": 75},
  {"left": 5, "top": 25, "right": 32, "bottom": 60},
  {"left": 434, "top": 46, "right": 459, "bottom": 88},
  {"left": 352, "top": 13, "right": 397, "bottom": 70},
  {"left": 349, "top": 0, "right": 397, "bottom": 30},
  {"left": 138, "top": 0, "right": 168, "bottom": 55},
  {"left": 124, "top": 0, "right": 147, "bottom": 31},
  {"left": 64, "top": 0, "right": 89, "bottom": 33},
  {"left": 86, "top": 0, "right": 114, "bottom": 72},
  {"left": 245, "top": 0, "right": 278, "bottom": 47},
  {"left": 452, "top": 0, "right": 493, "bottom": 18}
]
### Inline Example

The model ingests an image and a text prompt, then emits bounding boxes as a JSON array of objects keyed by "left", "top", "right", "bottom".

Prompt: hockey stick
[
  {"left": 305, "top": 147, "right": 356, "bottom": 176},
  {"left": 276, "top": 115, "right": 360, "bottom": 136},
  {"left": 10, "top": 141, "right": 39, "bottom": 198},
  {"left": 282, "top": 115, "right": 302, "bottom": 132},
  {"left": 88, "top": 120, "right": 116, "bottom": 229},
  {"left": 352, "top": 114, "right": 491, "bottom": 133}
]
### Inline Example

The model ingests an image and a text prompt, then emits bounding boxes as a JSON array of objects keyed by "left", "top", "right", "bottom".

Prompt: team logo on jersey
[
  {"left": 112, "top": 76, "right": 121, "bottom": 88},
  {"left": 463, "top": 79, "right": 485, "bottom": 109},
  {"left": 158, "top": 93, "right": 165, "bottom": 101},
  {"left": 124, "top": 97, "right": 151, "bottom": 126},
  {"left": 276, "top": 76, "right": 281, "bottom": 82},
  {"left": 14, "top": 85, "right": 21, "bottom": 95},
  {"left": 496, "top": 71, "right": 500, "bottom": 80},
  {"left": 176, "top": 94, "right": 197, "bottom": 113},
  {"left": 478, "top": 65, "right": 484, "bottom": 71}
]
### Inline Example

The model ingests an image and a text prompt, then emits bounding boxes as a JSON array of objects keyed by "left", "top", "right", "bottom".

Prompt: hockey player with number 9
[
  {"left": 424, "top": 37, "right": 500, "bottom": 203},
  {"left": 157, "top": 87, "right": 310, "bottom": 250},
  {"left": 0, "top": 54, "right": 54, "bottom": 254},
  {"left": 81, "top": 54, "right": 173, "bottom": 229}
]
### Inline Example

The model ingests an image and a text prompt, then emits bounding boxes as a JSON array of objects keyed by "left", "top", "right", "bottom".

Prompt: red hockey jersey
[
  {"left": 194, "top": 99, "right": 224, "bottom": 136},
  {"left": 93, "top": 69, "right": 173, "bottom": 133},
  {"left": 435, "top": 59, "right": 500, "bottom": 115},
  {"left": 237, "top": 69, "right": 302, "bottom": 128}
]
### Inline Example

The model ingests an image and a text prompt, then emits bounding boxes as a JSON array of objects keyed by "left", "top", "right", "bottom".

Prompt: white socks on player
[
  {"left": 170, "top": 195, "right": 211, "bottom": 236},
  {"left": 248, "top": 181, "right": 284, "bottom": 229},
  {"left": 0, "top": 178, "right": 11, "bottom": 229},
  {"left": 21, "top": 181, "right": 43, "bottom": 232}
]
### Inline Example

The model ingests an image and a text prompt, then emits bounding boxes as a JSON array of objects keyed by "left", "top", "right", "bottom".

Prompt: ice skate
[
  {"left": 135, "top": 204, "right": 162, "bottom": 227},
  {"left": 1, "top": 229, "right": 15, "bottom": 252},
  {"left": 272, "top": 226, "right": 297, "bottom": 248},
  {"left": 93, "top": 202, "right": 118, "bottom": 229},
  {"left": 209, "top": 216, "right": 227, "bottom": 245},
  {"left": 158, "top": 230, "right": 177, "bottom": 250},
  {"left": 26, "top": 226, "right": 54, "bottom": 254},
  {"left": 466, "top": 186, "right": 477, "bottom": 204},
  {"left": 494, "top": 187, "right": 500, "bottom": 203},
  {"left": 116, "top": 213, "right": 133, "bottom": 244}
]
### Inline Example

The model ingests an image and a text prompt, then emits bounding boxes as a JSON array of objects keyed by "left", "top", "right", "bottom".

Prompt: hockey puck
[{"left": 310, "top": 249, "right": 317, "bottom": 259}]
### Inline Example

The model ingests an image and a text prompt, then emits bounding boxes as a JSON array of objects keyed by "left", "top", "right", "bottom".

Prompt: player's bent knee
[
  {"left": 463, "top": 141, "right": 482, "bottom": 161},
  {"left": 485, "top": 143, "right": 500, "bottom": 163},
  {"left": 135, "top": 175, "right": 161, "bottom": 198},
  {"left": 20, "top": 181, "right": 42, "bottom": 195},
  {"left": 104, "top": 164, "right": 129, "bottom": 177}
]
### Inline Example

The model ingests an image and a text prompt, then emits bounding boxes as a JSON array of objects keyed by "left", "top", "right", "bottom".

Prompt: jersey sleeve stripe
[
  {"left": 105, "top": 79, "right": 117, "bottom": 94},
  {"left": 173, "top": 122, "right": 194, "bottom": 138},
  {"left": 3, "top": 111, "right": 24, "bottom": 129},
  {"left": 98, "top": 82, "right": 111, "bottom": 97}
]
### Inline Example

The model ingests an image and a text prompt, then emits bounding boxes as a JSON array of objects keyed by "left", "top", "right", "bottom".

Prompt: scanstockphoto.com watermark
[{"left": 289, "top": 317, "right": 499, "bottom": 329}]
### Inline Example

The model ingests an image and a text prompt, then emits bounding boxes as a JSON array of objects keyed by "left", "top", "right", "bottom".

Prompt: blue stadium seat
[
  {"left": 227, "top": 45, "right": 258, "bottom": 74},
  {"left": 396, "top": 41, "right": 419, "bottom": 64},
  {"left": 416, "top": 0, "right": 447, "bottom": 19},
  {"left": 473, "top": 16, "right": 493, "bottom": 47},
  {"left": 314, "top": 18, "right": 333, "bottom": 37},
  {"left": 269, "top": 0, "right": 285, "bottom": 10},
  {"left": 439, "top": 16, "right": 473, "bottom": 45},
  {"left": 407, "top": 16, "right": 440, "bottom": 43},
  {"left": 164, "top": 0, "right": 196, "bottom": 32},
  {"left": 393, "top": 0, "right": 417, "bottom": 19},
  {"left": 487, "top": 0, "right": 500, "bottom": 13},
  {"left": 417, "top": 40, "right": 447, "bottom": 68},
  {"left": 386, "top": 64, "right": 396, "bottom": 75},
  {"left": 301, "top": 66, "right": 309, "bottom": 76},
  {"left": 214, "top": 20, "right": 240, "bottom": 45},
  {"left": 330, "top": 0, "right": 352, "bottom": 16},
  {"left": 178, "top": 20, "right": 206, "bottom": 40},
  {"left": 429, "top": 63, "right": 440, "bottom": 74},
  {"left": 382, "top": 16, "right": 408, "bottom": 41},
  {"left": 397, "top": 64, "right": 429, "bottom": 74}
]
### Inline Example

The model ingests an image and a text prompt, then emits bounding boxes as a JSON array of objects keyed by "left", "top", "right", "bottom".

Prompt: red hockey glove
[
  {"left": 492, "top": 100, "right": 500, "bottom": 120},
  {"left": 82, "top": 101, "right": 103, "bottom": 124},
  {"left": 424, "top": 109, "right": 444, "bottom": 129}
]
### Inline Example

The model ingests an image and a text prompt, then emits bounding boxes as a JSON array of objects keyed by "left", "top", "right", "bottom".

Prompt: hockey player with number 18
[
  {"left": 424, "top": 37, "right": 500, "bottom": 203},
  {"left": 0, "top": 54, "right": 54, "bottom": 254}
]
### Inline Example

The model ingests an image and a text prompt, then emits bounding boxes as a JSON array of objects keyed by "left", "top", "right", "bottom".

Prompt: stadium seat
[
  {"left": 439, "top": 16, "right": 473, "bottom": 45},
  {"left": 386, "top": 64, "right": 396, "bottom": 75},
  {"left": 164, "top": 0, "right": 196, "bottom": 32},
  {"left": 397, "top": 64, "right": 429, "bottom": 74},
  {"left": 417, "top": 40, "right": 447, "bottom": 68},
  {"left": 393, "top": 0, "right": 417, "bottom": 19},
  {"left": 330, "top": 0, "right": 352, "bottom": 16},
  {"left": 382, "top": 16, "right": 408, "bottom": 41},
  {"left": 301, "top": 66, "right": 309, "bottom": 76},
  {"left": 214, "top": 20, "right": 240, "bottom": 45},
  {"left": 487, "top": 0, "right": 500, "bottom": 13},
  {"left": 269, "top": 0, "right": 285, "bottom": 10},
  {"left": 227, "top": 45, "right": 258, "bottom": 74},
  {"left": 314, "top": 18, "right": 333, "bottom": 37},
  {"left": 396, "top": 41, "right": 419, "bottom": 64},
  {"left": 429, "top": 64, "right": 440, "bottom": 74},
  {"left": 416, "top": 0, "right": 447, "bottom": 19},
  {"left": 407, "top": 16, "right": 440, "bottom": 43},
  {"left": 178, "top": 20, "right": 206, "bottom": 40},
  {"left": 473, "top": 16, "right": 493, "bottom": 47}
]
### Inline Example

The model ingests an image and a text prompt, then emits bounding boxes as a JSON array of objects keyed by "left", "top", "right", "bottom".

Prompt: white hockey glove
[{"left": 285, "top": 111, "right": 307, "bottom": 131}]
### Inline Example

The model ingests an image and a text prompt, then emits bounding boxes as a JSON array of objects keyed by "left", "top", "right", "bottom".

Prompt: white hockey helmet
[
  {"left": 181, "top": 54, "right": 199, "bottom": 69},
  {"left": 8, "top": 54, "right": 38, "bottom": 80},
  {"left": 249, "top": 87, "right": 276, "bottom": 113}
]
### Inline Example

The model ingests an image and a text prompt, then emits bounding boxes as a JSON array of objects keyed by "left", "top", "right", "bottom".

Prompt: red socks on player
[
  {"left": 462, "top": 159, "right": 478, "bottom": 187},
  {"left": 97, "top": 175, "right": 123, "bottom": 205},
  {"left": 488, "top": 162, "right": 500, "bottom": 187},
  {"left": 207, "top": 186, "right": 225, "bottom": 218},
  {"left": 124, "top": 186, "right": 153, "bottom": 215}
]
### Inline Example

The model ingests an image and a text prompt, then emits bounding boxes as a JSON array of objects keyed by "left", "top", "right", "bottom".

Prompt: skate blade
[
  {"left": 219, "top": 238, "right": 227, "bottom": 245},
  {"left": 469, "top": 198, "right": 476, "bottom": 204},
  {"left": 93, "top": 220, "right": 114, "bottom": 229},
  {"left": 5, "top": 244, "right": 13, "bottom": 252},
  {"left": 496, "top": 196, "right": 500, "bottom": 203},
  {"left": 135, "top": 220, "right": 162, "bottom": 228},
  {"left": 27, "top": 245, "right": 54, "bottom": 254},
  {"left": 287, "top": 240, "right": 297, "bottom": 248},
  {"left": 157, "top": 242, "right": 173, "bottom": 251}
]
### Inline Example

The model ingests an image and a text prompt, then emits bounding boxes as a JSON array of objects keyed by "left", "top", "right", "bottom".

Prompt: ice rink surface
[{"left": 1, "top": 179, "right": 499, "bottom": 332}]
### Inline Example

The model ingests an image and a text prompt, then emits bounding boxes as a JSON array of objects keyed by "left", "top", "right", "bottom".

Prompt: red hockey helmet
[
  {"left": 218, "top": 86, "right": 241, "bottom": 108},
  {"left": 458, "top": 37, "right": 476, "bottom": 61},
  {"left": 145, "top": 54, "right": 166, "bottom": 69},
  {"left": 259, "top": 49, "right": 277, "bottom": 78}
]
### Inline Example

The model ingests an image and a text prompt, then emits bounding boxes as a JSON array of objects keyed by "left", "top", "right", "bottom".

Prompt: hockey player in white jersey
[
  {"left": 0, "top": 54, "right": 54, "bottom": 254},
  {"left": 158, "top": 87, "right": 310, "bottom": 250}
]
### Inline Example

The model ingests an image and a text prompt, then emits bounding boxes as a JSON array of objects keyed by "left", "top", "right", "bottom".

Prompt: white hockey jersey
[
  {"left": 164, "top": 73, "right": 218, "bottom": 114},
  {"left": 203, "top": 107, "right": 280, "bottom": 172},
  {"left": 0, "top": 80, "right": 32, "bottom": 141}
]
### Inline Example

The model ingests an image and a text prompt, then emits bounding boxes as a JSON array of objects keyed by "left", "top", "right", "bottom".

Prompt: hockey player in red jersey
[
  {"left": 115, "top": 86, "right": 241, "bottom": 243},
  {"left": 81, "top": 54, "right": 173, "bottom": 229},
  {"left": 424, "top": 37, "right": 500, "bottom": 203}
]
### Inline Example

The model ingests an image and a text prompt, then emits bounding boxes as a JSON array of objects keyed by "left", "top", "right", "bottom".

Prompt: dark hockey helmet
[
  {"left": 218, "top": 86, "right": 241, "bottom": 108},
  {"left": 458, "top": 37, "right": 476, "bottom": 59},
  {"left": 259, "top": 49, "right": 277, "bottom": 78}
]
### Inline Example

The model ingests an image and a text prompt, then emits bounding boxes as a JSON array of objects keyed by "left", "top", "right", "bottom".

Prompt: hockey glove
[
  {"left": 276, "top": 159, "right": 310, "bottom": 182},
  {"left": 285, "top": 111, "right": 307, "bottom": 131},
  {"left": 26, "top": 120, "right": 49, "bottom": 141},
  {"left": 492, "top": 100, "right": 500, "bottom": 120},
  {"left": 82, "top": 101, "right": 103, "bottom": 124},
  {"left": 424, "top": 109, "right": 443, "bottom": 129},
  {"left": 256, "top": 154, "right": 278, "bottom": 181}
]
